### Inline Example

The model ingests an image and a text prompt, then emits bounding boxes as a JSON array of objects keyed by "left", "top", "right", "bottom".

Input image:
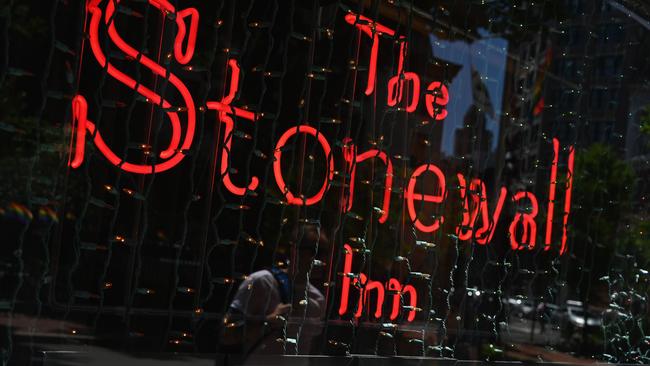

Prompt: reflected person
[{"left": 222, "top": 223, "right": 327, "bottom": 356}]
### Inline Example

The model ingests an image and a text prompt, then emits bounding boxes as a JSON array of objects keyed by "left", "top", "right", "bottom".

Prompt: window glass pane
[{"left": 3, "top": 0, "right": 650, "bottom": 364}]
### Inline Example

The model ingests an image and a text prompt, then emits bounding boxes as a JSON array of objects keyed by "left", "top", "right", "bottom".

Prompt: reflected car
[
  {"left": 567, "top": 307, "right": 602, "bottom": 328},
  {"left": 502, "top": 297, "right": 535, "bottom": 318}
]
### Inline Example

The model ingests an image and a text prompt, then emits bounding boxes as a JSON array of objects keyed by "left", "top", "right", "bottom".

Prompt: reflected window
[
  {"left": 558, "top": 59, "right": 580, "bottom": 79},
  {"left": 567, "top": 0, "right": 583, "bottom": 15},
  {"left": 594, "top": 56, "right": 622, "bottom": 78},
  {"left": 588, "top": 87, "right": 619, "bottom": 111},
  {"left": 587, "top": 121, "right": 615, "bottom": 143},
  {"left": 589, "top": 88, "right": 607, "bottom": 110},
  {"left": 599, "top": 0, "right": 613, "bottom": 13},
  {"left": 560, "top": 27, "right": 585, "bottom": 46},
  {"left": 560, "top": 89, "right": 578, "bottom": 109},
  {"left": 597, "top": 24, "right": 625, "bottom": 44}
]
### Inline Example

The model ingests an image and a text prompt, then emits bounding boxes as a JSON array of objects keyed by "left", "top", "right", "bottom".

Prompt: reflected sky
[{"left": 429, "top": 29, "right": 508, "bottom": 155}]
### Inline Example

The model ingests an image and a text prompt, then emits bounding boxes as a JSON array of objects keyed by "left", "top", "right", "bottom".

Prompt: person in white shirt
[{"left": 222, "top": 223, "right": 327, "bottom": 356}]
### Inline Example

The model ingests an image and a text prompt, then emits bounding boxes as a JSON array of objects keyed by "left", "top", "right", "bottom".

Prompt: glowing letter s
[{"left": 69, "top": 0, "right": 198, "bottom": 174}]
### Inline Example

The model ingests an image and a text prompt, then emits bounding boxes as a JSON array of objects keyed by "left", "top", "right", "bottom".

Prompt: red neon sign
[
  {"left": 69, "top": 5, "right": 576, "bottom": 254},
  {"left": 456, "top": 175, "right": 507, "bottom": 244},
  {"left": 387, "top": 72, "right": 420, "bottom": 113},
  {"left": 543, "top": 138, "right": 575, "bottom": 254},
  {"left": 425, "top": 82, "right": 449, "bottom": 121},
  {"left": 207, "top": 59, "right": 259, "bottom": 196},
  {"left": 273, "top": 125, "right": 334, "bottom": 206},
  {"left": 344, "top": 13, "right": 404, "bottom": 96},
  {"left": 545, "top": 138, "right": 560, "bottom": 249},
  {"left": 405, "top": 164, "right": 446, "bottom": 233},
  {"left": 343, "top": 139, "right": 393, "bottom": 224},
  {"left": 70, "top": 0, "right": 198, "bottom": 174},
  {"left": 474, "top": 186, "right": 508, "bottom": 245},
  {"left": 561, "top": 145, "right": 575, "bottom": 255},
  {"left": 67, "top": 6, "right": 582, "bottom": 327},
  {"left": 338, "top": 244, "right": 417, "bottom": 322},
  {"left": 345, "top": 12, "right": 449, "bottom": 119},
  {"left": 509, "top": 191, "right": 539, "bottom": 250}
]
